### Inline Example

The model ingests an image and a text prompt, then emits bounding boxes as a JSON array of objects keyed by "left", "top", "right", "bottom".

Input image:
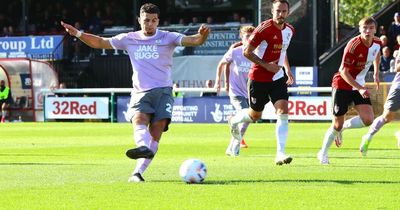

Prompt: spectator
[
  {"left": 388, "top": 12, "right": 400, "bottom": 46},
  {"left": 189, "top": 17, "right": 199, "bottom": 26},
  {"left": 378, "top": 25, "right": 387, "bottom": 36},
  {"left": 178, "top": 18, "right": 186, "bottom": 25},
  {"left": 87, "top": 10, "right": 103, "bottom": 34},
  {"left": 240, "top": 16, "right": 248, "bottom": 24},
  {"left": 57, "top": 82, "right": 68, "bottom": 97},
  {"left": 390, "top": 50, "right": 399, "bottom": 72},
  {"left": 71, "top": 21, "right": 85, "bottom": 61},
  {"left": 102, "top": 5, "right": 115, "bottom": 28},
  {"left": 393, "top": 34, "right": 400, "bottom": 51},
  {"left": 206, "top": 16, "right": 214, "bottom": 25},
  {"left": 232, "top": 12, "right": 240, "bottom": 22},
  {"left": 379, "top": 35, "right": 388, "bottom": 48},
  {"left": 380, "top": 46, "right": 393, "bottom": 72},
  {"left": 200, "top": 80, "right": 217, "bottom": 96},
  {"left": 0, "top": 80, "right": 13, "bottom": 123}
]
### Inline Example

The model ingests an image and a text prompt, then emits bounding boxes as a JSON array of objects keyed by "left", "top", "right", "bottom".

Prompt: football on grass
[{"left": 179, "top": 159, "right": 207, "bottom": 184}]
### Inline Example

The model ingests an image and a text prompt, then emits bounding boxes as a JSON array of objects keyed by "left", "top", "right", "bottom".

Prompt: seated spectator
[
  {"left": 101, "top": 6, "right": 115, "bottom": 28},
  {"left": 189, "top": 17, "right": 199, "bottom": 26},
  {"left": 178, "top": 18, "right": 186, "bottom": 25},
  {"left": 206, "top": 16, "right": 214, "bottom": 25},
  {"left": 380, "top": 35, "right": 388, "bottom": 48},
  {"left": 200, "top": 80, "right": 217, "bottom": 97},
  {"left": 390, "top": 50, "right": 399, "bottom": 72},
  {"left": 232, "top": 12, "right": 240, "bottom": 22},
  {"left": 380, "top": 46, "right": 393, "bottom": 72},
  {"left": 240, "top": 16, "right": 248, "bottom": 24}
]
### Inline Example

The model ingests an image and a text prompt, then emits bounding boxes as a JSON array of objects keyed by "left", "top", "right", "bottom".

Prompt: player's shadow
[
  {"left": 200, "top": 179, "right": 400, "bottom": 185},
  {"left": 0, "top": 153, "right": 67, "bottom": 157},
  {"left": 0, "top": 162, "right": 101, "bottom": 166},
  {"left": 152, "top": 179, "right": 400, "bottom": 185}
]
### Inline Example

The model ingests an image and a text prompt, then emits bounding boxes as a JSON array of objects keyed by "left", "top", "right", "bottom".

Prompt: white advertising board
[
  {"left": 262, "top": 96, "right": 331, "bottom": 120},
  {"left": 45, "top": 97, "right": 109, "bottom": 119}
]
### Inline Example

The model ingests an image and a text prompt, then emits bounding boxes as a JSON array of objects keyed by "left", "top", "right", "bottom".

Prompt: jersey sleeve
[
  {"left": 221, "top": 48, "right": 233, "bottom": 64},
  {"left": 248, "top": 25, "right": 265, "bottom": 48},
  {"left": 109, "top": 33, "right": 128, "bottom": 50},
  {"left": 168, "top": 31, "right": 184, "bottom": 46},
  {"left": 341, "top": 42, "right": 356, "bottom": 69}
]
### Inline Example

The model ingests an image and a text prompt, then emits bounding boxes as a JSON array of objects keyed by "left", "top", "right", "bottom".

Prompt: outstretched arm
[
  {"left": 61, "top": 21, "right": 113, "bottom": 49},
  {"left": 181, "top": 24, "right": 210, "bottom": 47}
]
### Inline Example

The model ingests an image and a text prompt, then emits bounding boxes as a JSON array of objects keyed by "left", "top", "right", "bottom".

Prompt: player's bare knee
[{"left": 249, "top": 112, "right": 261, "bottom": 121}]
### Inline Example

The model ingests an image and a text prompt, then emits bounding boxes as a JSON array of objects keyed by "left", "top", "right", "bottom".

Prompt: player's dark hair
[
  {"left": 359, "top": 17, "right": 377, "bottom": 28},
  {"left": 140, "top": 3, "right": 160, "bottom": 16},
  {"left": 272, "top": 0, "right": 290, "bottom": 8}
]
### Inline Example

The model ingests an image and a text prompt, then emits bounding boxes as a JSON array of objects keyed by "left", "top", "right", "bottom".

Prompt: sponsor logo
[
  {"left": 210, "top": 103, "right": 223, "bottom": 122},
  {"left": 134, "top": 45, "right": 159, "bottom": 59}
]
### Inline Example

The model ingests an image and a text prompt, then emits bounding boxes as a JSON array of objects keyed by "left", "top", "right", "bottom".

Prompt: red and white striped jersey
[
  {"left": 248, "top": 19, "right": 295, "bottom": 82},
  {"left": 332, "top": 35, "right": 381, "bottom": 90}
]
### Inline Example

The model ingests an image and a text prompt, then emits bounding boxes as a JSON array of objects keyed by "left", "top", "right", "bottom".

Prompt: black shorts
[
  {"left": 248, "top": 77, "right": 288, "bottom": 112},
  {"left": 0, "top": 98, "right": 12, "bottom": 107},
  {"left": 332, "top": 88, "right": 371, "bottom": 116}
]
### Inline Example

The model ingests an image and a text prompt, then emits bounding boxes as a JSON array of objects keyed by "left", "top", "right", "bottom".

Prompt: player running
[
  {"left": 318, "top": 17, "right": 381, "bottom": 164},
  {"left": 215, "top": 25, "right": 255, "bottom": 156},
  {"left": 360, "top": 46, "right": 400, "bottom": 155},
  {"left": 227, "top": 0, "right": 295, "bottom": 165},
  {"left": 61, "top": 3, "right": 210, "bottom": 182}
]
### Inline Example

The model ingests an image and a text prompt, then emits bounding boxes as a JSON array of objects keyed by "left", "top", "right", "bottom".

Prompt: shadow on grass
[
  {"left": 0, "top": 162, "right": 101, "bottom": 166},
  {"left": 152, "top": 179, "right": 400, "bottom": 185},
  {"left": 0, "top": 153, "right": 67, "bottom": 157}
]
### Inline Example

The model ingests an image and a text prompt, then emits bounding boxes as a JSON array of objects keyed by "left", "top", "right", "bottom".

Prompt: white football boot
[{"left": 317, "top": 150, "right": 329, "bottom": 165}]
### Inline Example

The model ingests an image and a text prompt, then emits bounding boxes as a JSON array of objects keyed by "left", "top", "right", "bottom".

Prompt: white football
[{"left": 179, "top": 159, "right": 207, "bottom": 184}]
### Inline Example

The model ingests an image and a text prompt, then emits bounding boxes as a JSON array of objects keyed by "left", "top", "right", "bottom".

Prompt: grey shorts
[
  {"left": 125, "top": 87, "right": 174, "bottom": 131},
  {"left": 384, "top": 87, "right": 400, "bottom": 112},
  {"left": 230, "top": 96, "right": 249, "bottom": 111}
]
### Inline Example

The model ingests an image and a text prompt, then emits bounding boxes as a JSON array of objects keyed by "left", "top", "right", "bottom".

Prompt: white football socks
[
  {"left": 342, "top": 116, "right": 365, "bottom": 130},
  {"left": 364, "top": 116, "right": 386, "bottom": 142},
  {"left": 321, "top": 126, "right": 339, "bottom": 155},
  {"left": 133, "top": 140, "right": 159, "bottom": 175},
  {"left": 134, "top": 124, "right": 151, "bottom": 147},
  {"left": 240, "top": 122, "right": 250, "bottom": 137},
  {"left": 231, "top": 109, "right": 253, "bottom": 125},
  {"left": 276, "top": 114, "right": 288, "bottom": 155}
]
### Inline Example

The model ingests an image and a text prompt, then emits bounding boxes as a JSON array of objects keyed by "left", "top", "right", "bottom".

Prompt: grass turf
[{"left": 0, "top": 122, "right": 399, "bottom": 209}]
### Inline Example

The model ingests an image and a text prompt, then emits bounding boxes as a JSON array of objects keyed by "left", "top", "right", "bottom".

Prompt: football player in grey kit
[{"left": 61, "top": 3, "right": 210, "bottom": 182}]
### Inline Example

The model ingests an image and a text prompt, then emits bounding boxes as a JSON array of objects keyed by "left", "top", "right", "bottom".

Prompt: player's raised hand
[
  {"left": 61, "top": 21, "right": 79, "bottom": 37},
  {"left": 198, "top": 24, "right": 210, "bottom": 37}
]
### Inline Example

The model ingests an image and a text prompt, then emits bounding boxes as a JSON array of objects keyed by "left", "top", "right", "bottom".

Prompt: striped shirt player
[
  {"left": 319, "top": 17, "right": 381, "bottom": 164},
  {"left": 361, "top": 46, "right": 400, "bottom": 155},
  {"left": 228, "top": 0, "right": 295, "bottom": 165},
  {"left": 60, "top": 3, "right": 210, "bottom": 182}
]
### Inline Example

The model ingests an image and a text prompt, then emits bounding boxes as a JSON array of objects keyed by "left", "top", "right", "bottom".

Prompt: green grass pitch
[{"left": 1, "top": 122, "right": 399, "bottom": 209}]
